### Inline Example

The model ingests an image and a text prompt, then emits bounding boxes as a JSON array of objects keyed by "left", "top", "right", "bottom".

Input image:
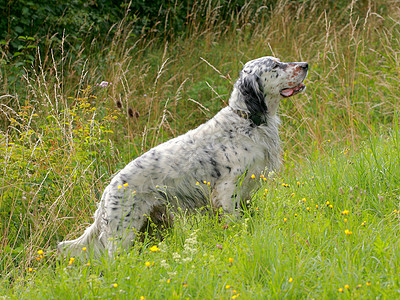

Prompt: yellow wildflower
[
  {"left": 338, "top": 288, "right": 344, "bottom": 292},
  {"left": 341, "top": 210, "right": 349, "bottom": 215},
  {"left": 232, "top": 294, "right": 240, "bottom": 299},
  {"left": 149, "top": 245, "right": 160, "bottom": 252},
  {"left": 251, "top": 174, "right": 256, "bottom": 179},
  {"left": 123, "top": 183, "right": 129, "bottom": 187},
  {"left": 82, "top": 247, "right": 87, "bottom": 251},
  {"left": 145, "top": 261, "right": 151, "bottom": 267},
  {"left": 344, "top": 229, "right": 352, "bottom": 235},
  {"left": 37, "top": 250, "right": 44, "bottom": 255},
  {"left": 344, "top": 284, "right": 350, "bottom": 289},
  {"left": 117, "top": 185, "right": 122, "bottom": 189},
  {"left": 289, "top": 277, "right": 293, "bottom": 283},
  {"left": 68, "top": 257, "right": 75, "bottom": 265},
  {"left": 226, "top": 285, "right": 231, "bottom": 289},
  {"left": 112, "top": 283, "right": 118, "bottom": 288}
]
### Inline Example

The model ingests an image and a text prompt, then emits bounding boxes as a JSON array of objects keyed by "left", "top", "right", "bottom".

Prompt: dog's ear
[{"left": 238, "top": 73, "right": 267, "bottom": 115}]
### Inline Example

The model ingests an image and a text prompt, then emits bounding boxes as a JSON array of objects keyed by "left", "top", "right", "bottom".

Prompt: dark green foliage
[{"left": 0, "top": 0, "right": 124, "bottom": 50}]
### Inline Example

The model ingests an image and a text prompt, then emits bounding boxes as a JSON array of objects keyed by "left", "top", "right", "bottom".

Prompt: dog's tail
[{"left": 57, "top": 206, "right": 105, "bottom": 257}]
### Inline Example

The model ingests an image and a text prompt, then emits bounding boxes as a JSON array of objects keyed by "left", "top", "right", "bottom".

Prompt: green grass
[
  {"left": 2, "top": 126, "right": 399, "bottom": 299},
  {"left": 1, "top": 0, "right": 400, "bottom": 298}
]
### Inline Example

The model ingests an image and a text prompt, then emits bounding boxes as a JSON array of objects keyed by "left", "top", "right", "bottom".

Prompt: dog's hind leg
[{"left": 103, "top": 194, "right": 158, "bottom": 256}]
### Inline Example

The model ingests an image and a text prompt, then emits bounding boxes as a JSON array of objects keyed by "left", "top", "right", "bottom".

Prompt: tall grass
[
  {"left": 2, "top": 116, "right": 400, "bottom": 298},
  {"left": 0, "top": 0, "right": 399, "bottom": 292}
]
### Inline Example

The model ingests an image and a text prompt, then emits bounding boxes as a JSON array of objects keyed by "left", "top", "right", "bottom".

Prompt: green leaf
[{"left": 15, "top": 27, "right": 24, "bottom": 34}]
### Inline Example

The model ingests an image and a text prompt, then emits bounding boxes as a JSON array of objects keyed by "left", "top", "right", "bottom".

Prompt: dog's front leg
[{"left": 211, "top": 181, "right": 240, "bottom": 216}]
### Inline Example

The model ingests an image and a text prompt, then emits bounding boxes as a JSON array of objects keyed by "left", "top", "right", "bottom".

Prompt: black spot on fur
[
  {"left": 212, "top": 167, "right": 221, "bottom": 178},
  {"left": 135, "top": 160, "right": 144, "bottom": 169},
  {"left": 120, "top": 174, "right": 128, "bottom": 183},
  {"left": 210, "top": 158, "right": 217, "bottom": 166},
  {"left": 224, "top": 153, "right": 231, "bottom": 162},
  {"left": 277, "top": 63, "right": 288, "bottom": 70}
]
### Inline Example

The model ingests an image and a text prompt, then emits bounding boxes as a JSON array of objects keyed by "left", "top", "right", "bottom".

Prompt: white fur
[{"left": 58, "top": 56, "right": 308, "bottom": 257}]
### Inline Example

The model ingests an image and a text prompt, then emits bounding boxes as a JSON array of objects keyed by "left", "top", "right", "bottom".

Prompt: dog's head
[{"left": 234, "top": 56, "right": 308, "bottom": 116}]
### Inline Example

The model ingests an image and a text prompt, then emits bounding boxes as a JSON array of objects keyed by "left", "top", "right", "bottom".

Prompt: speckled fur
[{"left": 58, "top": 56, "right": 308, "bottom": 257}]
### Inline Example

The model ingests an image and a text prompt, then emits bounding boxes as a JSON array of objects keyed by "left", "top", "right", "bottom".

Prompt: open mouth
[{"left": 280, "top": 83, "right": 306, "bottom": 98}]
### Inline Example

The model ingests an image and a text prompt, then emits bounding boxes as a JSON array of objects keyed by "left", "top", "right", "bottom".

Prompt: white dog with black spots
[{"left": 58, "top": 56, "right": 308, "bottom": 257}]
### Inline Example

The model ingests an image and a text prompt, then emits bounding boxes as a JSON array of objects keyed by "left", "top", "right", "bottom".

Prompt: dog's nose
[{"left": 300, "top": 62, "right": 309, "bottom": 70}]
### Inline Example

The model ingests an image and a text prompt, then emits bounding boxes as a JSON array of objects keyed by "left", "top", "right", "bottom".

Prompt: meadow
[{"left": 0, "top": 0, "right": 399, "bottom": 298}]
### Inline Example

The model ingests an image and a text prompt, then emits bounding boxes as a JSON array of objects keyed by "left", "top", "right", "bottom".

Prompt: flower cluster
[{"left": 225, "top": 283, "right": 240, "bottom": 299}]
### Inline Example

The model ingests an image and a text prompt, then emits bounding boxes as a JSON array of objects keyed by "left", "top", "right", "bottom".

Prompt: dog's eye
[{"left": 272, "top": 64, "right": 279, "bottom": 70}]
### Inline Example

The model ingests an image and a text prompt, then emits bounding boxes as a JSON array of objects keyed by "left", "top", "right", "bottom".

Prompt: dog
[{"left": 58, "top": 56, "right": 308, "bottom": 257}]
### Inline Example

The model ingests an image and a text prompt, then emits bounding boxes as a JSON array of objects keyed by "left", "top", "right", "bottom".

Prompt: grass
[
  {"left": 2, "top": 126, "right": 400, "bottom": 299},
  {"left": 1, "top": 0, "right": 400, "bottom": 298}
]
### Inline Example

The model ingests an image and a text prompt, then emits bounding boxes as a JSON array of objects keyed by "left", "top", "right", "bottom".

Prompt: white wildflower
[
  {"left": 160, "top": 259, "right": 170, "bottom": 269},
  {"left": 167, "top": 271, "right": 177, "bottom": 276},
  {"left": 172, "top": 252, "right": 181, "bottom": 262}
]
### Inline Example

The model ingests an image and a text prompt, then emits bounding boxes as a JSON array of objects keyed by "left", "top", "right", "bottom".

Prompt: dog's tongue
[{"left": 280, "top": 88, "right": 294, "bottom": 97}]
